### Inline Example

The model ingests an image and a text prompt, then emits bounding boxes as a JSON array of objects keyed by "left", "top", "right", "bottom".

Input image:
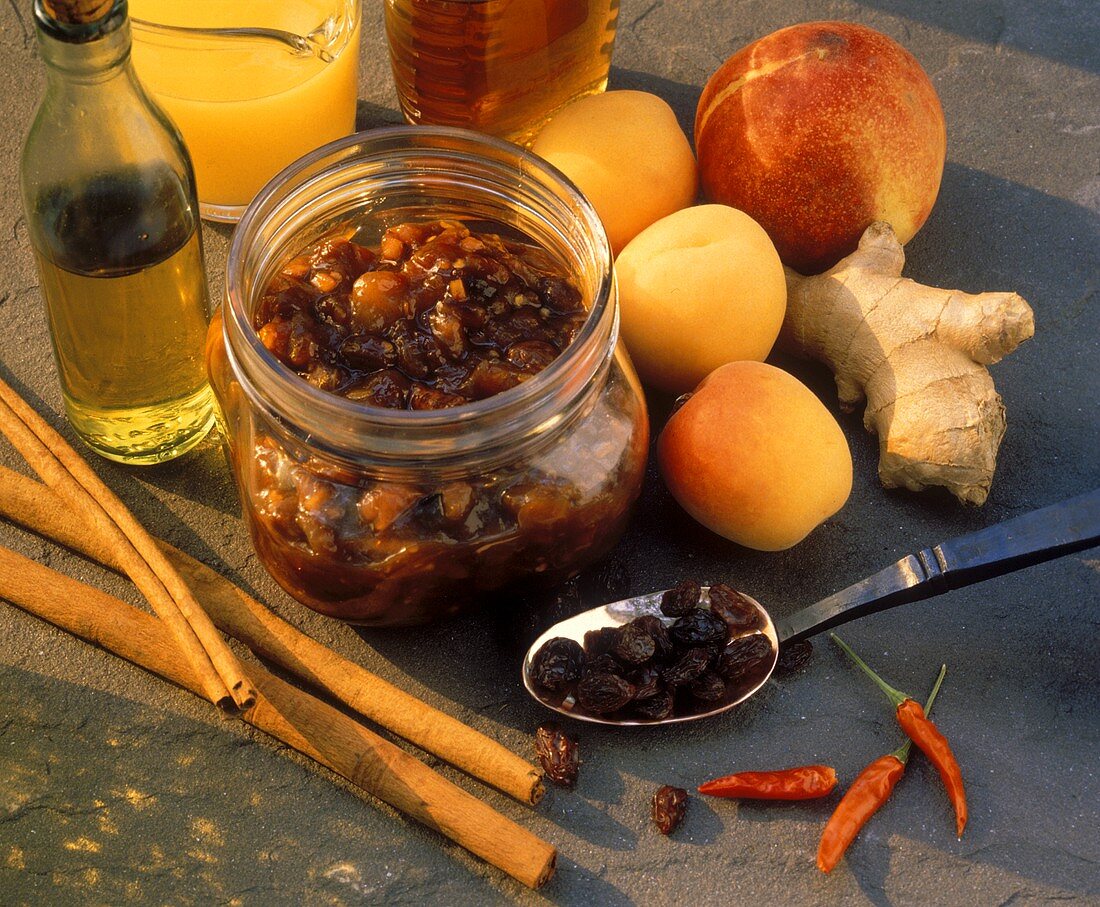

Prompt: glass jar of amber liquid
[
  {"left": 21, "top": 0, "right": 214, "bottom": 465},
  {"left": 208, "top": 128, "right": 648, "bottom": 626},
  {"left": 384, "top": 0, "right": 619, "bottom": 144}
]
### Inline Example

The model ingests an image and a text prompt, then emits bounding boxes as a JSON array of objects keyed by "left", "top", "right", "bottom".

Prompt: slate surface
[{"left": 0, "top": 1, "right": 1097, "bottom": 904}]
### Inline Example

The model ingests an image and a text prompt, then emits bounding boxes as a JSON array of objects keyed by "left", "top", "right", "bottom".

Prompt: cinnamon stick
[
  {"left": 0, "top": 464, "right": 544, "bottom": 805},
  {"left": 0, "top": 544, "right": 556, "bottom": 889},
  {"left": 0, "top": 379, "right": 254, "bottom": 710}
]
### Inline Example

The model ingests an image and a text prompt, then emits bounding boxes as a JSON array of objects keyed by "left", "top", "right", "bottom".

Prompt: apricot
[
  {"left": 614, "top": 205, "right": 786, "bottom": 393},
  {"left": 532, "top": 91, "right": 697, "bottom": 255},
  {"left": 658, "top": 362, "right": 852, "bottom": 550},
  {"left": 695, "top": 21, "right": 946, "bottom": 274}
]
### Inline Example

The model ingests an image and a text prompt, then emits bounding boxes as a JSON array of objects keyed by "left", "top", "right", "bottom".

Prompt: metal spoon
[{"left": 523, "top": 488, "right": 1100, "bottom": 726}]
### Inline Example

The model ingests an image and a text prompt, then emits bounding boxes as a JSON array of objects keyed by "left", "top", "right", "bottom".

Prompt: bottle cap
[{"left": 40, "top": 0, "right": 115, "bottom": 25}]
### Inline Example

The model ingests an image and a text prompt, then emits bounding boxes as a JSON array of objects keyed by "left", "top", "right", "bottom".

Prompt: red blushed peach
[
  {"left": 695, "top": 21, "right": 946, "bottom": 275},
  {"left": 658, "top": 361, "right": 852, "bottom": 551}
]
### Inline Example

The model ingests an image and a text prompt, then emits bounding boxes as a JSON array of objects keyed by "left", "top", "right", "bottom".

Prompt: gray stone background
[{"left": 1, "top": 0, "right": 1098, "bottom": 904}]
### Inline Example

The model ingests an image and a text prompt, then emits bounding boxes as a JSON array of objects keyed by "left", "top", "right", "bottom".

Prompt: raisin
[
  {"left": 583, "top": 653, "right": 625, "bottom": 678},
  {"left": 506, "top": 340, "right": 560, "bottom": 373},
  {"left": 716, "top": 634, "right": 775, "bottom": 683},
  {"left": 427, "top": 302, "right": 468, "bottom": 357},
  {"left": 708, "top": 583, "right": 763, "bottom": 632},
  {"left": 630, "top": 666, "right": 662, "bottom": 701},
  {"left": 534, "top": 723, "right": 579, "bottom": 788},
  {"left": 776, "top": 639, "right": 814, "bottom": 676},
  {"left": 304, "top": 362, "right": 346, "bottom": 392},
  {"left": 661, "top": 647, "right": 711, "bottom": 687},
  {"left": 462, "top": 359, "right": 528, "bottom": 398},
  {"left": 670, "top": 609, "right": 728, "bottom": 649},
  {"left": 612, "top": 623, "right": 657, "bottom": 665},
  {"left": 531, "top": 637, "right": 585, "bottom": 692},
  {"left": 339, "top": 334, "right": 395, "bottom": 371},
  {"left": 390, "top": 321, "right": 447, "bottom": 379},
  {"left": 583, "top": 626, "right": 621, "bottom": 659},
  {"left": 589, "top": 556, "right": 631, "bottom": 602},
  {"left": 343, "top": 369, "right": 410, "bottom": 408},
  {"left": 690, "top": 672, "right": 727, "bottom": 702},
  {"left": 633, "top": 690, "right": 674, "bottom": 721},
  {"left": 313, "top": 293, "right": 351, "bottom": 328},
  {"left": 661, "top": 579, "right": 702, "bottom": 618},
  {"left": 538, "top": 275, "right": 583, "bottom": 313},
  {"left": 629, "top": 615, "right": 674, "bottom": 660},
  {"left": 409, "top": 239, "right": 457, "bottom": 274},
  {"left": 652, "top": 785, "right": 689, "bottom": 835},
  {"left": 577, "top": 673, "right": 635, "bottom": 714}
]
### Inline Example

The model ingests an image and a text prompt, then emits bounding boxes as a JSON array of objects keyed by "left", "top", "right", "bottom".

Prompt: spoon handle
[{"left": 775, "top": 489, "right": 1100, "bottom": 644}]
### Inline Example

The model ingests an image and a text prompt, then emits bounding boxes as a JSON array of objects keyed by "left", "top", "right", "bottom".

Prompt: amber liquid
[
  {"left": 32, "top": 169, "right": 214, "bottom": 464},
  {"left": 385, "top": 0, "right": 619, "bottom": 143}
]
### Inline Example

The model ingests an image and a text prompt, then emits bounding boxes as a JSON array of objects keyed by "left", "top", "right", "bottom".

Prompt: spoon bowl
[{"left": 522, "top": 588, "right": 778, "bottom": 726}]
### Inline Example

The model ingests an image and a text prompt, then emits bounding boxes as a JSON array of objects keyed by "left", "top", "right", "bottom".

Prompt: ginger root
[{"left": 782, "top": 222, "right": 1034, "bottom": 505}]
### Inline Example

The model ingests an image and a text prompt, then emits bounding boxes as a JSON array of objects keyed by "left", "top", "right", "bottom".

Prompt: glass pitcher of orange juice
[{"left": 130, "top": 0, "right": 361, "bottom": 222}]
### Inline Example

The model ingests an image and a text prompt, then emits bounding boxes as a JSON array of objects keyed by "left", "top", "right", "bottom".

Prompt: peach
[
  {"left": 695, "top": 21, "right": 946, "bottom": 274},
  {"left": 658, "top": 361, "right": 852, "bottom": 550},
  {"left": 614, "top": 205, "right": 786, "bottom": 393},
  {"left": 532, "top": 91, "right": 697, "bottom": 255}
]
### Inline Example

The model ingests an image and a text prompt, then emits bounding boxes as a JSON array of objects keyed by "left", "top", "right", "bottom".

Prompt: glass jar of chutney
[{"left": 208, "top": 128, "right": 648, "bottom": 626}]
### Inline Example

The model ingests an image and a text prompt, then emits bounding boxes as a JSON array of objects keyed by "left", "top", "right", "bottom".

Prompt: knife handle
[{"left": 775, "top": 488, "right": 1100, "bottom": 644}]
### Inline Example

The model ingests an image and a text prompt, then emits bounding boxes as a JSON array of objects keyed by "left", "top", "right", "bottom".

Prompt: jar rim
[{"left": 223, "top": 125, "right": 616, "bottom": 465}]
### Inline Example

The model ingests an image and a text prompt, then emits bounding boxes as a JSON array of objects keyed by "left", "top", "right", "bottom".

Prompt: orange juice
[{"left": 130, "top": 0, "right": 361, "bottom": 221}]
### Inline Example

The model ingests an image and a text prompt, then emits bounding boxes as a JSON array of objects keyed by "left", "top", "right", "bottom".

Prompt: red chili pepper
[
  {"left": 698, "top": 764, "right": 838, "bottom": 800},
  {"left": 817, "top": 665, "right": 946, "bottom": 873},
  {"left": 817, "top": 755, "right": 905, "bottom": 873},
  {"left": 832, "top": 634, "right": 968, "bottom": 839},
  {"left": 896, "top": 699, "right": 968, "bottom": 838}
]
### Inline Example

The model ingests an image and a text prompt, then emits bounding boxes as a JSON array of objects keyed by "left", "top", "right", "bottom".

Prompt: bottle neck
[{"left": 34, "top": 0, "right": 132, "bottom": 83}]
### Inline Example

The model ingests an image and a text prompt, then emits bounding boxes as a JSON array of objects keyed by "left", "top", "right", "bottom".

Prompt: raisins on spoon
[
  {"left": 717, "top": 633, "right": 774, "bottom": 683},
  {"left": 531, "top": 637, "right": 585, "bottom": 691},
  {"left": 634, "top": 690, "right": 675, "bottom": 721},
  {"left": 661, "top": 647, "right": 711, "bottom": 687},
  {"left": 630, "top": 666, "right": 662, "bottom": 701},
  {"left": 612, "top": 622, "right": 657, "bottom": 665},
  {"left": 652, "top": 785, "right": 689, "bottom": 834},
  {"left": 589, "top": 556, "right": 631, "bottom": 602},
  {"left": 670, "top": 609, "right": 728, "bottom": 648},
  {"left": 630, "top": 615, "right": 674, "bottom": 660},
  {"left": 583, "top": 626, "right": 621, "bottom": 659},
  {"left": 661, "top": 579, "right": 702, "bottom": 618},
  {"left": 535, "top": 723, "right": 579, "bottom": 788},
  {"left": 708, "top": 583, "right": 763, "bottom": 632},
  {"left": 583, "top": 653, "right": 625, "bottom": 678},
  {"left": 577, "top": 672, "right": 636, "bottom": 714},
  {"left": 690, "top": 671, "right": 726, "bottom": 702}
]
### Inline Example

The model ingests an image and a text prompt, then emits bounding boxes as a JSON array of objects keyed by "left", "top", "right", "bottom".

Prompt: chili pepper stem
[
  {"left": 830, "top": 634, "right": 909, "bottom": 708},
  {"left": 892, "top": 664, "right": 947, "bottom": 764}
]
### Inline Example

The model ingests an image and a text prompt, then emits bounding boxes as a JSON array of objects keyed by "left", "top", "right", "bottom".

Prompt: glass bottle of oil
[{"left": 20, "top": 0, "right": 214, "bottom": 465}]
